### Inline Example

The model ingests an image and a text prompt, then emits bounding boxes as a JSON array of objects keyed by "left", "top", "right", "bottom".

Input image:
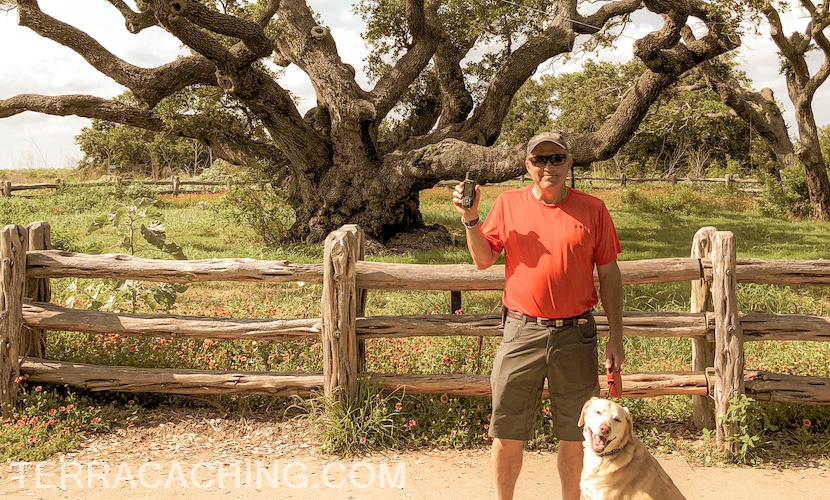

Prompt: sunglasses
[{"left": 528, "top": 154, "right": 568, "bottom": 167}]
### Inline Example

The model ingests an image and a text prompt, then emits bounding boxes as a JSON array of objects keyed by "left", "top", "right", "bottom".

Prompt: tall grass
[{"left": 1, "top": 179, "right": 829, "bottom": 464}]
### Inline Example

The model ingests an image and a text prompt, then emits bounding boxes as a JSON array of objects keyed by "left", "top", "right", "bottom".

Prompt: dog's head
[{"left": 578, "top": 397, "right": 632, "bottom": 456}]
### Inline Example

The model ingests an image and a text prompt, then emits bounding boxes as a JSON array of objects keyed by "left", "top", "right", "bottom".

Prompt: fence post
[
  {"left": 355, "top": 229, "right": 368, "bottom": 374},
  {"left": 2, "top": 181, "right": 10, "bottom": 197},
  {"left": 711, "top": 231, "right": 744, "bottom": 456},
  {"left": 620, "top": 173, "right": 627, "bottom": 187},
  {"left": 0, "top": 225, "right": 28, "bottom": 417},
  {"left": 724, "top": 174, "right": 733, "bottom": 190},
  {"left": 322, "top": 224, "right": 363, "bottom": 402},
  {"left": 451, "top": 291, "right": 462, "bottom": 313},
  {"left": 691, "top": 227, "right": 717, "bottom": 430},
  {"left": 22, "top": 222, "right": 52, "bottom": 359},
  {"left": 172, "top": 175, "right": 180, "bottom": 196}
]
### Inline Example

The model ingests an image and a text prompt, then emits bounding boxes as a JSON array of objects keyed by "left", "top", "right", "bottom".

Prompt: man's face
[{"left": 525, "top": 142, "right": 571, "bottom": 191}]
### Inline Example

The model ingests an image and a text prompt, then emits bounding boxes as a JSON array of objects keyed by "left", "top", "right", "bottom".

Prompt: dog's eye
[{"left": 613, "top": 417, "right": 622, "bottom": 422}]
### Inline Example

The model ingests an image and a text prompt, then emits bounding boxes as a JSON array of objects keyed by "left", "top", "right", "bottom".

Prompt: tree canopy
[{"left": 0, "top": 0, "right": 761, "bottom": 242}]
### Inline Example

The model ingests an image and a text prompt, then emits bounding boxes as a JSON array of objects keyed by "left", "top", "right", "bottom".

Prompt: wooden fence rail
[
  {"left": 1, "top": 222, "right": 829, "bottom": 456},
  {"left": 1, "top": 175, "right": 235, "bottom": 197},
  {"left": 4, "top": 174, "right": 763, "bottom": 198}
]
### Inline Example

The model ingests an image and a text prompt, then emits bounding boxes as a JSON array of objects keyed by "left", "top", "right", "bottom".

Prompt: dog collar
[{"left": 597, "top": 441, "right": 627, "bottom": 457}]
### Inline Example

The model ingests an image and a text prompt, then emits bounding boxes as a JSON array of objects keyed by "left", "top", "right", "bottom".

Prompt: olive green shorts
[{"left": 488, "top": 313, "right": 600, "bottom": 442}]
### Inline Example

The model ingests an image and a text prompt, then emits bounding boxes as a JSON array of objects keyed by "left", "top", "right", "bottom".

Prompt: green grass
[{"left": 1, "top": 178, "right": 829, "bottom": 464}]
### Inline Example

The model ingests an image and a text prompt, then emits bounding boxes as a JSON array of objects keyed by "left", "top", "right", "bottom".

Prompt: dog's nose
[{"left": 599, "top": 423, "right": 611, "bottom": 436}]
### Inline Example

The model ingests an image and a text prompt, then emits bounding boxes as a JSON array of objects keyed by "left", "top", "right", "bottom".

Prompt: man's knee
[{"left": 493, "top": 437, "right": 523, "bottom": 454}]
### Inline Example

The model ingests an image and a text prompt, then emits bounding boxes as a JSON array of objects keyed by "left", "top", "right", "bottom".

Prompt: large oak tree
[{"left": 0, "top": 0, "right": 740, "bottom": 242}]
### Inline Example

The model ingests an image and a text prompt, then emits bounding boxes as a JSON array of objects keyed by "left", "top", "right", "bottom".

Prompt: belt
[{"left": 506, "top": 309, "right": 589, "bottom": 327}]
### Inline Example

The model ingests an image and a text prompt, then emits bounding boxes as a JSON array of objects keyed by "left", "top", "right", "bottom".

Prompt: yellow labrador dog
[{"left": 579, "top": 397, "right": 686, "bottom": 500}]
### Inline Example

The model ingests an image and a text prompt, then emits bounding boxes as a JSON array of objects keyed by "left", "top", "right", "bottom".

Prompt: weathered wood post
[
  {"left": 354, "top": 229, "right": 368, "bottom": 374},
  {"left": 172, "top": 175, "right": 180, "bottom": 196},
  {"left": 22, "top": 222, "right": 52, "bottom": 358},
  {"left": 620, "top": 173, "right": 627, "bottom": 187},
  {"left": 0, "top": 225, "right": 28, "bottom": 417},
  {"left": 322, "top": 224, "right": 363, "bottom": 402},
  {"left": 691, "top": 227, "right": 717, "bottom": 430},
  {"left": 451, "top": 291, "right": 462, "bottom": 313},
  {"left": 711, "top": 231, "right": 744, "bottom": 455},
  {"left": 2, "top": 181, "right": 11, "bottom": 198},
  {"left": 725, "top": 174, "right": 733, "bottom": 190}
]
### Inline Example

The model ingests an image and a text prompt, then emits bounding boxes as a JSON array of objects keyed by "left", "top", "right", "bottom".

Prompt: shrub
[
  {"left": 217, "top": 182, "right": 295, "bottom": 246},
  {"left": 758, "top": 166, "right": 811, "bottom": 218}
]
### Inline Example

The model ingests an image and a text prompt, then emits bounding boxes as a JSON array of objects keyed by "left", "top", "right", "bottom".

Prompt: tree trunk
[
  {"left": 287, "top": 160, "right": 430, "bottom": 243},
  {"left": 791, "top": 93, "right": 830, "bottom": 219}
]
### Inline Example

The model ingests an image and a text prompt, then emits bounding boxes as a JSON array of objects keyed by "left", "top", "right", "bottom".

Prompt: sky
[{"left": 0, "top": 1, "right": 826, "bottom": 170}]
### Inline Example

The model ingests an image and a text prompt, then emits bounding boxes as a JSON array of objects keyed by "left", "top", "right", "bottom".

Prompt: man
[{"left": 453, "top": 131, "right": 625, "bottom": 500}]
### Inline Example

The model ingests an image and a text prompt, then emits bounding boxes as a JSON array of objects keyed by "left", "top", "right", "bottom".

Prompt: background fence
[
  {"left": 3, "top": 174, "right": 763, "bottom": 198},
  {"left": 1, "top": 222, "right": 829, "bottom": 456},
  {"left": 1, "top": 175, "right": 233, "bottom": 197}
]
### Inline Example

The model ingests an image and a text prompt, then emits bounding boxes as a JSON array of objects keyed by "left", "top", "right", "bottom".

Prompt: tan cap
[{"left": 526, "top": 131, "right": 568, "bottom": 155}]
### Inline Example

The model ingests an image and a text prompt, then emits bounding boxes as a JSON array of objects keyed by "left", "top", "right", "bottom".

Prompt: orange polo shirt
[{"left": 481, "top": 186, "right": 621, "bottom": 319}]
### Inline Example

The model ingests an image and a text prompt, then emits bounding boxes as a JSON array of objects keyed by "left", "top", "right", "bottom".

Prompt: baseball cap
[{"left": 526, "top": 131, "right": 568, "bottom": 155}]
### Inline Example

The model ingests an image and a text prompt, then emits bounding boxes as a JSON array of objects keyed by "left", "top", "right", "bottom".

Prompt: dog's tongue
[{"left": 591, "top": 434, "right": 607, "bottom": 453}]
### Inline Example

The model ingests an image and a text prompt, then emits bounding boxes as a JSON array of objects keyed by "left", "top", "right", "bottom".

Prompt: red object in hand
[{"left": 607, "top": 367, "right": 622, "bottom": 398}]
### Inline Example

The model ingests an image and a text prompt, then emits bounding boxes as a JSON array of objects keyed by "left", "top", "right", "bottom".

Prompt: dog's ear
[
  {"left": 578, "top": 397, "right": 596, "bottom": 427},
  {"left": 623, "top": 405, "right": 633, "bottom": 432}
]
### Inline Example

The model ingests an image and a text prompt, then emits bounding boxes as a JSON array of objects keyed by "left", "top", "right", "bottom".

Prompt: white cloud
[{"left": 1, "top": 2, "right": 828, "bottom": 170}]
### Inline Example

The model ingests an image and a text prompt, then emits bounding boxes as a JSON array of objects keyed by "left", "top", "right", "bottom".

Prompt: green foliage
[
  {"left": 291, "top": 383, "right": 404, "bottom": 456},
  {"left": 75, "top": 86, "right": 272, "bottom": 178},
  {"left": 0, "top": 196, "right": 39, "bottom": 225},
  {"left": 79, "top": 197, "right": 187, "bottom": 312},
  {"left": 87, "top": 198, "right": 185, "bottom": 258},
  {"left": 0, "top": 382, "right": 137, "bottom": 462},
  {"left": 820, "top": 124, "right": 830, "bottom": 163},
  {"left": 501, "top": 57, "right": 758, "bottom": 177},
  {"left": 216, "top": 182, "right": 295, "bottom": 246},
  {"left": 758, "top": 166, "right": 811, "bottom": 218},
  {"left": 621, "top": 185, "right": 713, "bottom": 217},
  {"left": 705, "top": 394, "right": 766, "bottom": 464}
]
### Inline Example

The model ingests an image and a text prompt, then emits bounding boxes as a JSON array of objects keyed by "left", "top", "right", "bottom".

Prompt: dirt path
[{"left": 1, "top": 409, "right": 828, "bottom": 499}]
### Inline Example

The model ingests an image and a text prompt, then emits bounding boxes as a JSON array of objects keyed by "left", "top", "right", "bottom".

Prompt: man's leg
[
  {"left": 492, "top": 438, "right": 523, "bottom": 500},
  {"left": 557, "top": 440, "right": 584, "bottom": 500}
]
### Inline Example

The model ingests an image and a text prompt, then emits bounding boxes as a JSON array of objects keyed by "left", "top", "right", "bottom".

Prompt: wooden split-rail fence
[
  {"left": 1, "top": 175, "right": 233, "bottom": 197},
  {"left": 4, "top": 174, "right": 762, "bottom": 198},
  {"left": 1, "top": 222, "right": 829, "bottom": 456}
]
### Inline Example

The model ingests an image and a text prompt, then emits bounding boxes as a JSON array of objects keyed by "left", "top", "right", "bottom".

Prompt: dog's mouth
[{"left": 588, "top": 428, "right": 617, "bottom": 454}]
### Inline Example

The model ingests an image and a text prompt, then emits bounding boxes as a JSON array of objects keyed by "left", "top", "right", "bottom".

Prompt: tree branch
[
  {"left": 409, "top": 0, "right": 644, "bottom": 149},
  {"left": 433, "top": 36, "right": 475, "bottom": 130},
  {"left": 170, "top": 0, "right": 272, "bottom": 58},
  {"left": 106, "top": 0, "right": 157, "bottom": 34},
  {"left": 152, "top": 1, "right": 234, "bottom": 71},
  {"left": 698, "top": 61, "right": 796, "bottom": 169},
  {"left": 386, "top": 138, "right": 527, "bottom": 189},
  {"left": 370, "top": 0, "right": 440, "bottom": 121},
  {"left": 0, "top": 94, "right": 168, "bottom": 130},
  {"left": 576, "top": 0, "right": 644, "bottom": 35},
  {"left": 0, "top": 92, "right": 289, "bottom": 169},
  {"left": 16, "top": 0, "right": 216, "bottom": 108}
]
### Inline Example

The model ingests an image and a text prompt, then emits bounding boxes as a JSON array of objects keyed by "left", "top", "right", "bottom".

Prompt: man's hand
[
  {"left": 453, "top": 181, "right": 480, "bottom": 220},
  {"left": 605, "top": 336, "right": 625, "bottom": 374}
]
